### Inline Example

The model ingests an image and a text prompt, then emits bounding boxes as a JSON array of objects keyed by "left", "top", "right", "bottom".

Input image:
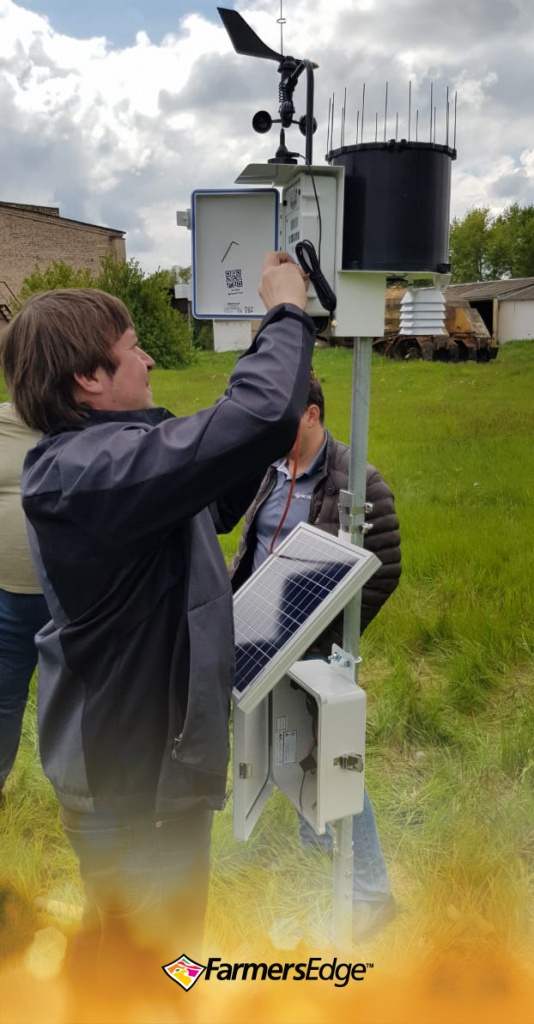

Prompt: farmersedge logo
[
  {"left": 177, "top": 956, "right": 372, "bottom": 988},
  {"left": 205, "top": 957, "right": 371, "bottom": 987}
]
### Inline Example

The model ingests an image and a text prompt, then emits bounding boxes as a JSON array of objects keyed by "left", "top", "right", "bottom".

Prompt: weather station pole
[{"left": 332, "top": 334, "right": 373, "bottom": 950}]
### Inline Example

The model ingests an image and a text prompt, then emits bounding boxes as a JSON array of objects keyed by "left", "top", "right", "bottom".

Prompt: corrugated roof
[{"left": 445, "top": 278, "right": 534, "bottom": 302}]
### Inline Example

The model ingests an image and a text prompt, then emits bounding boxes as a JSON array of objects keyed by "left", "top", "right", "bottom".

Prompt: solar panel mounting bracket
[
  {"left": 338, "top": 489, "right": 374, "bottom": 536},
  {"left": 327, "top": 644, "right": 360, "bottom": 679}
]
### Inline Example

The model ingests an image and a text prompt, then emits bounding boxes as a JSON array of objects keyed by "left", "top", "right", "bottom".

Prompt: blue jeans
[
  {"left": 298, "top": 790, "right": 391, "bottom": 904},
  {"left": 0, "top": 587, "right": 49, "bottom": 788},
  {"left": 62, "top": 806, "right": 213, "bottom": 997}
]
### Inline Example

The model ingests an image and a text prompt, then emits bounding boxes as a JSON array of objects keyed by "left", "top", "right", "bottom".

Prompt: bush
[
  {"left": 17, "top": 261, "right": 95, "bottom": 302},
  {"left": 193, "top": 321, "right": 214, "bottom": 351},
  {"left": 96, "top": 256, "right": 193, "bottom": 367}
]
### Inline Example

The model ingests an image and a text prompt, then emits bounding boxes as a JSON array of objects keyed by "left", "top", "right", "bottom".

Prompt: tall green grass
[{"left": 1, "top": 341, "right": 533, "bottom": 971}]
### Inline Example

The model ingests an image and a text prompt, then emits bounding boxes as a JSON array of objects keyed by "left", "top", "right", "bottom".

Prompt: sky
[{"left": 1, "top": 0, "right": 533, "bottom": 273}]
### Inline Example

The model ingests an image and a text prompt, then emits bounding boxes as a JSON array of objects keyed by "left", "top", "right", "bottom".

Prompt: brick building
[{"left": 0, "top": 202, "right": 126, "bottom": 319}]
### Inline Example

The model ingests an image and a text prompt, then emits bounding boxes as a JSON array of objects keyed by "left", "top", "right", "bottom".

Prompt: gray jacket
[
  {"left": 21, "top": 304, "right": 316, "bottom": 815},
  {"left": 229, "top": 431, "right": 401, "bottom": 650}
]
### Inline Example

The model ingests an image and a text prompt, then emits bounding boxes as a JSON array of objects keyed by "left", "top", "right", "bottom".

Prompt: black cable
[
  {"left": 292, "top": 153, "right": 337, "bottom": 318},
  {"left": 295, "top": 238, "right": 337, "bottom": 316},
  {"left": 314, "top": 316, "right": 330, "bottom": 335},
  {"left": 296, "top": 153, "right": 322, "bottom": 259}
]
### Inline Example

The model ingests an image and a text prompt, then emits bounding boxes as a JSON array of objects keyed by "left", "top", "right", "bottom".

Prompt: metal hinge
[
  {"left": 333, "top": 753, "right": 364, "bottom": 772},
  {"left": 239, "top": 762, "right": 252, "bottom": 779}
]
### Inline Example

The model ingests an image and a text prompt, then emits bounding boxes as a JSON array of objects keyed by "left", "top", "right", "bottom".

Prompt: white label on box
[
  {"left": 274, "top": 731, "right": 284, "bottom": 766},
  {"left": 276, "top": 717, "right": 287, "bottom": 732},
  {"left": 283, "top": 731, "right": 297, "bottom": 764}
]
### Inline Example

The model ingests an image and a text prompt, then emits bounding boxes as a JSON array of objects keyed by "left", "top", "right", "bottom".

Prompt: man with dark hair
[
  {"left": 0, "top": 253, "right": 314, "bottom": 998},
  {"left": 230, "top": 376, "right": 401, "bottom": 941}
]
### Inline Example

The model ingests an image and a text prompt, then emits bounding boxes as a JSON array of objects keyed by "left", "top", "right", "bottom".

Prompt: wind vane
[{"left": 218, "top": 5, "right": 318, "bottom": 164}]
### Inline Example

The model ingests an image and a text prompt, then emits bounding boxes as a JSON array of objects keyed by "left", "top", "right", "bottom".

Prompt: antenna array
[{"left": 326, "top": 81, "right": 457, "bottom": 153}]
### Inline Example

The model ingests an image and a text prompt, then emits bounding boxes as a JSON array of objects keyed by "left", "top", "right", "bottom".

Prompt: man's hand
[{"left": 259, "top": 252, "right": 308, "bottom": 312}]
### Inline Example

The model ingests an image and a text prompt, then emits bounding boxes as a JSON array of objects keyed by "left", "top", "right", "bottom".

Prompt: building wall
[
  {"left": 498, "top": 300, "right": 534, "bottom": 342},
  {"left": 0, "top": 205, "right": 126, "bottom": 300},
  {"left": 212, "top": 319, "right": 254, "bottom": 352}
]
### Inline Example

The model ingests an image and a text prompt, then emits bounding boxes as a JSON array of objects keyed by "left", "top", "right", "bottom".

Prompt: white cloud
[{"left": 1, "top": 0, "right": 533, "bottom": 270}]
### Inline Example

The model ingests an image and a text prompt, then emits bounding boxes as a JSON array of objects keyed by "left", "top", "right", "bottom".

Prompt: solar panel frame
[{"left": 232, "top": 522, "right": 380, "bottom": 713}]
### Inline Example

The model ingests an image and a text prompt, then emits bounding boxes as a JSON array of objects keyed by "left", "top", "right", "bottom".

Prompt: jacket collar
[{"left": 48, "top": 405, "right": 173, "bottom": 435}]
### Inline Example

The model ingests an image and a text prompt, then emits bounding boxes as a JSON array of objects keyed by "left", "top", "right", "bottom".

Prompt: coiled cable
[{"left": 295, "top": 239, "right": 337, "bottom": 317}]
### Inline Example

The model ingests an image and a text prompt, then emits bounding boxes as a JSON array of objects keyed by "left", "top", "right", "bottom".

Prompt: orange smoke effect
[{"left": 2, "top": 922, "right": 533, "bottom": 1024}]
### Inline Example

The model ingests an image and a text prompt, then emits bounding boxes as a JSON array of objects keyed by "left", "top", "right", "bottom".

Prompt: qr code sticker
[{"left": 225, "top": 268, "right": 243, "bottom": 291}]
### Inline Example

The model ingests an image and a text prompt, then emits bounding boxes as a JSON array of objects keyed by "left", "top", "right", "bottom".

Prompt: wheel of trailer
[
  {"left": 403, "top": 341, "right": 421, "bottom": 360},
  {"left": 455, "top": 340, "right": 468, "bottom": 362}
]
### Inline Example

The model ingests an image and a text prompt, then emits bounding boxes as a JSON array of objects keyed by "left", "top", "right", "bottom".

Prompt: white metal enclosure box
[{"left": 233, "top": 658, "right": 366, "bottom": 840}]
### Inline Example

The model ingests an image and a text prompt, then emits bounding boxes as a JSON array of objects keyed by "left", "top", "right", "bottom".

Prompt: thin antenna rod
[
  {"left": 453, "top": 91, "right": 457, "bottom": 149},
  {"left": 430, "top": 82, "right": 433, "bottom": 141},
  {"left": 375, "top": 112, "right": 378, "bottom": 142},
  {"left": 361, "top": 82, "right": 366, "bottom": 143},
  {"left": 446, "top": 86, "right": 449, "bottom": 147},
  {"left": 327, "top": 95, "right": 332, "bottom": 154},
  {"left": 384, "top": 81, "right": 388, "bottom": 142},
  {"left": 433, "top": 105, "right": 436, "bottom": 143},
  {"left": 416, "top": 108, "right": 419, "bottom": 141},
  {"left": 341, "top": 86, "right": 347, "bottom": 147},
  {"left": 408, "top": 80, "right": 412, "bottom": 141},
  {"left": 331, "top": 92, "right": 335, "bottom": 152},
  {"left": 356, "top": 108, "right": 360, "bottom": 144},
  {"left": 396, "top": 111, "right": 398, "bottom": 140},
  {"left": 277, "top": 0, "right": 286, "bottom": 55}
]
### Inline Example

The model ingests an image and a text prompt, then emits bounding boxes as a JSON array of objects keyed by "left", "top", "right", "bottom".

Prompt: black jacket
[
  {"left": 229, "top": 432, "right": 401, "bottom": 650},
  {"left": 21, "top": 304, "right": 316, "bottom": 815}
]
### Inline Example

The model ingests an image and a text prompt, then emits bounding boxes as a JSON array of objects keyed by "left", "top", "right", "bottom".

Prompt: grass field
[{"left": 1, "top": 341, "right": 533, "bottom": 1020}]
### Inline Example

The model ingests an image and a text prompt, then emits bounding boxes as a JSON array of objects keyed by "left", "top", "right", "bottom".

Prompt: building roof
[
  {"left": 0, "top": 201, "right": 125, "bottom": 238},
  {"left": 445, "top": 278, "right": 534, "bottom": 302}
]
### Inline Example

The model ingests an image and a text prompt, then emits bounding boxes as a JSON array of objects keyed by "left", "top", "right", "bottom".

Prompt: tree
[
  {"left": 449, "top": 204, "right": 534, "bottom": 283},
  {"left": 17, "top": 256, "right": 193, "bottom": 367},
  {"left": 174, "top": 265, "right": 192, "bottom": 284},
  {"left": 486, "top": 204, "right": 534, "bottom": 279},
  {"left": 449, "top": 208, "right": 491, "bottom": 282}
]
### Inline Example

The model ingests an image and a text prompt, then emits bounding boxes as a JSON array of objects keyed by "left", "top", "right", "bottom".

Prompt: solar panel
[{"left": 232, "top": 522, "right": 380, "bottom": 713}]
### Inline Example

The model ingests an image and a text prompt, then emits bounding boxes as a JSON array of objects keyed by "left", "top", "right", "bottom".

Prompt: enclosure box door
[
  {"left": 273, "top": 660, "right": 366, "bottom": 834},
  {"left": 233, "top": 699, "right": 274, "bottom": 842},
  {"left": 233, "top": 659, "right": 366, "bottom": 840},
  {"left": 191, "top": 188, "right": 279, "bottom": 319}
]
